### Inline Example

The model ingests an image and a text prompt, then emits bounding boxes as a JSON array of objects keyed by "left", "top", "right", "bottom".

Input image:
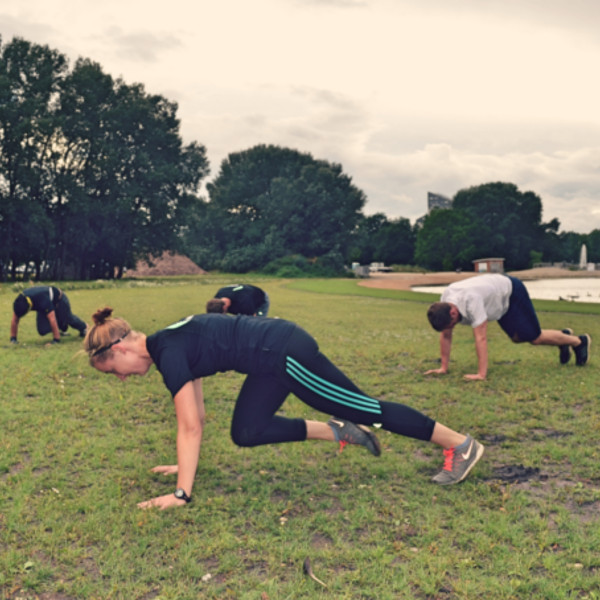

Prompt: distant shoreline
[{"left": 358, "top": 267, "right": 600, "bottom": 292}]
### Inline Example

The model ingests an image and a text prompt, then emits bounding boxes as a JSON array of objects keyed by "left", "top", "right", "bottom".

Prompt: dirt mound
[{"left": 125, "top": 252, "right": 206, "bottom": 277}]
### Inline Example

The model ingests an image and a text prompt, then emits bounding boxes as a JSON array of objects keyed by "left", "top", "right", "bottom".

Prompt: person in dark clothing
[
  {"left": 11, "top": 286, "right": 87, "bottom": 344},
  {"left": 84, "top": 308, "right": 484, "bottom": 509},
  {"left": 206, "top": 284, "right": 269, "bottom": 316}
]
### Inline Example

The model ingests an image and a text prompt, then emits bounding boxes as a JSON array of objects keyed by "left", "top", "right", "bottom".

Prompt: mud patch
[
  {"left": 489, "top": 464, "right": 547, "bottom": 483},
  {"left": 479, "top": 433, "right": 507, "bottom": 445},
  {"left": 530, "top": 429, "right": 573, "bottom": 440}
]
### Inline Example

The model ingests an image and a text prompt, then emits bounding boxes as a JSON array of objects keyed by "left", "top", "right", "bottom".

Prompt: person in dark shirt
[
  {"left": 84, "top": 307, "right": 484, "bottom": 509},
  {"left": 206, "top": 284, "right": 269, "bottom": 316},
  {"left": 11, "top": 286, "right": 87, "bottom": 344}
]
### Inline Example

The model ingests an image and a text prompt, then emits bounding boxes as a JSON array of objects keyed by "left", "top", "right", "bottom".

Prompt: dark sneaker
[
  {"left": 559, "top": 328, "right": 573, "bottom": 364},
  {"left": 432, "top": 435, "right": 484, "bottom": 485},
  {"left": 80, "top": 327, "right": 88, "bottom": 338},
  {"left": 574, "top": 334, "right": 591, "bottom": 366},
  {"left": 327, "top": 418, "right": 381, "bottom": 456}
]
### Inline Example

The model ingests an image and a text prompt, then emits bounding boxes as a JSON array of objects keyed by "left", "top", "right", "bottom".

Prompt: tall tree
[
  {"left": 373, "top": 217, "right": 416, "bottom": 265},
  {"left": 415, "top": 208, "right": 483, "bottom": 270},
  {"left": 348, "top": 213, "right": 389, "bottom": 264},
  {"left": 54, "top": 60, "right": 210, "bottom": 279},
  {"left": 452, "top": 182, "right": 552, "bottom": 270},
  {"left": 585, "top": 229, "right": 600, "bottom": 263},
  {"left": 0, "top": 38, "right": 209, "bottom": 280},
  {"left": 0, "top": 37, "right": 67, "bottom": 280},
  {"left": 193, "top": 144, "right": 366, "bottom": 272}
]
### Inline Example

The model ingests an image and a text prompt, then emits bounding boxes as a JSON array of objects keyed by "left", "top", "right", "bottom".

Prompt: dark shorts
[{"left": 497, "top": 276, "right": 541, "bottom": 343}]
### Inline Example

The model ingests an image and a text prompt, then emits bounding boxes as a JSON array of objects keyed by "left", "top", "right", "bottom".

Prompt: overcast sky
[{"left": 2, "top": 0, "right": 600, "bottom": 232}]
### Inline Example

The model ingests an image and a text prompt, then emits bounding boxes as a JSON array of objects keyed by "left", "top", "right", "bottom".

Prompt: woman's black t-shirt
[{"left": 145, "top": 314, "right": 297, "bottom": 397}]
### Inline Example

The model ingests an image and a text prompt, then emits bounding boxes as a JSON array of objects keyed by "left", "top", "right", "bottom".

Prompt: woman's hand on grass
[
  {"left": 137, "top": 493, "right": 187, "bottom": 510},
  {"left": 150, "top": 465, "right": 178, "bottom": 475}
]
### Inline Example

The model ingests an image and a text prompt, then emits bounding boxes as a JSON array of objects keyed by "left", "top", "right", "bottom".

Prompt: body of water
[{"left": 412, "top": 278, "right": 600, "bottom": 304}]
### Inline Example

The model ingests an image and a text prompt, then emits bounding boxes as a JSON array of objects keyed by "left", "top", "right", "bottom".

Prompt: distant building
[
  {"left": 472, "top": 257, "right": 505, "bottom": 274},
  {"left": 427, "top": 192, "right": 452, "bottom": 211},
  {"left": 416, "top": 192, "right": 453, "bottom": 227}
]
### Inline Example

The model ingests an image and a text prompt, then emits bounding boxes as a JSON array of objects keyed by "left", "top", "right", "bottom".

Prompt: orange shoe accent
[{"left": 442, "top": 447, "right": 455, "bottom": 471}]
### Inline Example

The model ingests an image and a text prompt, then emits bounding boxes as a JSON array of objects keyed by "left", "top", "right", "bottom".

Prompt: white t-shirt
[{"left": 441, "top": 274, "right": 513, "bottom": 328}]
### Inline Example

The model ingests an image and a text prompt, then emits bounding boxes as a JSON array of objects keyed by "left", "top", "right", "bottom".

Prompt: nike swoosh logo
[
  {"left": 330, "top": 419, "right": 345, "bottom": 428},
  {"left": 462, "top": 441, "right": 474, "bottom": 460}
]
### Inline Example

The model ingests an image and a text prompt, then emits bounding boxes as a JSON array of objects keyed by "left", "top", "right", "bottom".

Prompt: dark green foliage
[
  {"left": 261, "top": 251, "right": 348, "bottom": 278},
  {"left": 415, "top": 182, "right": 564, "bottom": 271},
  {"left": 349, "top": 213, "right": 416, "bottom": 265},
  {"left": 0, "top": 37, "right": 209, "bottom": 281},
  {"left": 2, "top": 36, "right": 595, "bottom": 280},
  {"left": 187, "top": 144, "right": 365, "bottom": 272},
  {"left": 415, "top": 208, "right": 482, "bottom": 271}
]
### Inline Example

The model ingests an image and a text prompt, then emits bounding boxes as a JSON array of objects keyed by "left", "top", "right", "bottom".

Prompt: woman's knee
[{"left": 230, "top": 424, "right": 260, "bottom": 447}]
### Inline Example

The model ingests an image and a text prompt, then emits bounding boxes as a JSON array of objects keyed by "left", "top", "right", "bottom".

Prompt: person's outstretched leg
[
  {"left": 230, "top": 375, "right": 381, "bottom": 456},
  {"left": 283, "top": 327, "right": 484, "bottom": 483}
]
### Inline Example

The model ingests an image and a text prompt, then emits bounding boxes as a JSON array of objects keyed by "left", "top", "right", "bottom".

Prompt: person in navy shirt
[
  {"left": 206, "top": 284, "right": 269, "bottom": 316},
  {"left": 11, "top": 286, "right": 87, "bottom": 344},
  {"left": 84, "top": 307, "right": 484, "bottom": 509}
]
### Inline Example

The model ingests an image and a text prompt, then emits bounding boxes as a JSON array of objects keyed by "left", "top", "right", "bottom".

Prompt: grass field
[{"left": 1, "top": 276, "right": 600, "bottom": 599}]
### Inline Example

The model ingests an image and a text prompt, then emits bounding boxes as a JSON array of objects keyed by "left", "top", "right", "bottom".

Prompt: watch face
[{"left": 174, "top": 488, "right": 190, "bottom": 502}]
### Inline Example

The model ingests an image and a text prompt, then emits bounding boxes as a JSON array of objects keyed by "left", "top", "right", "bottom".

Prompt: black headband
[{"left": 91, "top": 330, "right": 130, "bottom": 357}]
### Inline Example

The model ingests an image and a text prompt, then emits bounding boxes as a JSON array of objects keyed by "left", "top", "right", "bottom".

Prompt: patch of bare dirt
[{"left": 124, "top": 251, "right": 206, "bottom": 277}]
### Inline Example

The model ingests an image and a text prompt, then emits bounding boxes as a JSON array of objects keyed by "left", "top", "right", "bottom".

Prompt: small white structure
[
  {"left": 369, "top": 262, "right": 392, "bottom": 272},
  {"left": 351, "top": 263, "right": 370, "bottom": 277},
  {"left": 472, "top": 257, "right": 505, "bottom": 273},
  {"left": 579, "top": 244, "right": 588, "bottom": 270}
]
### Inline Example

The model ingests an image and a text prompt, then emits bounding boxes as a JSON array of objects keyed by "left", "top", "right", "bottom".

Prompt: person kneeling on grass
[
  {"left": 84, "top": 308, "right": 484, "bottom": 509},
  {"left": 11, "top": 286, "right": 87, "bottom": 345}
]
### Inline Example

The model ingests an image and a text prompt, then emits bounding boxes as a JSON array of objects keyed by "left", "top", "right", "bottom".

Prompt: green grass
[{"left": 2, "top": 277, "right": 600, "bottom": 599}]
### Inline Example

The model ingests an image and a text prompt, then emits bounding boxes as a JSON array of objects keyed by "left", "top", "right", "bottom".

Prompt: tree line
[
  {"left": 0, "top": 37, "right": 208, "bottom": 280},
  {"left": 1, "top": 36, "right": 597, "bottom": 281}
]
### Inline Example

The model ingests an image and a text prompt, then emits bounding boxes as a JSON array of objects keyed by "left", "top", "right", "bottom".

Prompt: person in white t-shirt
[{"left": 426, "top": 274, "right": 591, "bottom": 381}]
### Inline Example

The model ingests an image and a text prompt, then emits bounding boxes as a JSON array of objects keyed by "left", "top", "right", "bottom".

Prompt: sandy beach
[{"left": 358, "top": 267, "right": 600, "bottom": 292}]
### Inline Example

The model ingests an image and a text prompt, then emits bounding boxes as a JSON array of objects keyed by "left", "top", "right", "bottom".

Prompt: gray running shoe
[
  {"left": 559, "top": 328, "right": 573, "bottom": 365},
  {"left": 574, "top": 334, "right": 591, "bottom": 366},
  {"left": 327, "top": 418, "right": 381, "bottom": 456},
  {"left": 432, "top": 435, "right": 484, "bottom": 485}
]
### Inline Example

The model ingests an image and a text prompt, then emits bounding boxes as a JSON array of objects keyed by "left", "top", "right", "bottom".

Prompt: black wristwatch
[{"left": 174, "top": 488, "right": 192, "bottom": 503}]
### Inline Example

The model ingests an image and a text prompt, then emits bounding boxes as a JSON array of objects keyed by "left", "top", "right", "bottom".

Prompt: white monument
[{"left": 579, "top": 243, "right": 587, "bottom": 270}]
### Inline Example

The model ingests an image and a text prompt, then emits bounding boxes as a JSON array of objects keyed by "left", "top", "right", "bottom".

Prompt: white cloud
[{"left": 2, "top": 0, "right": 600, "bottom": 233}]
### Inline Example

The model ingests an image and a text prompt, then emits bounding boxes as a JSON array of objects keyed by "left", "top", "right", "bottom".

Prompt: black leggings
[
  {"left": 230, "top": 327, "right": 436, "bottom": 447},
  {"left": 36, "top": 295, "right": 87, "bottom": 336}
]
